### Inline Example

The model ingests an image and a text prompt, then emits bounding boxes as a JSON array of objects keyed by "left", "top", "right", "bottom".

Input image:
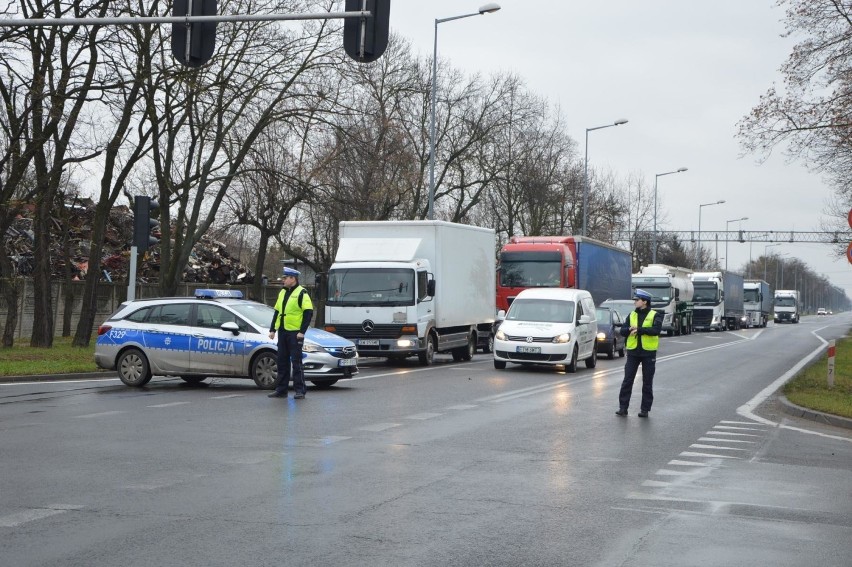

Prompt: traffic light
[
  {"left": 133, "top": 196, "right": 160, "bottom": 254},
  {"left": 171, "top": 0, "right": 217, "bottom": 68},
  {"left": 343, "top": 0, "right": 391, "bottom": 63}
]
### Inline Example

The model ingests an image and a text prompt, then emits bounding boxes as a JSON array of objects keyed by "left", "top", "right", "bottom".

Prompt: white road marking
[
  {"left": 405, "top": 412, "right": 442, "bottom": 420},
  {"left": 680, "top": 451, "right": 740, "bottom": 459},
  {"left": 642, "top": 480, "right": 671, "bottom": 487},
  {"left": 719, "top": 420, "right": 763, "bottom": 425},
  {"left": 210, "top": 394, "right": 245, "bottom": 399},
  {"left": 689, "top": 444, "right": 749, "bottom": 451},
  {"left": 146, "top": 402, "right": 190, "bottom": 408},
  {"left": 668, "top": 459, "right": 710, "bottom": 466},
  {"left": 0, "top": 505, "right": 83, "bottom": 527},
  {"left": 655, "top": 469, "right": 699, "bottom": 476},
  {"left": 713, "top": 425, "right": 765, "bottom": 431},
  {"left": 359, "top": 423, "right": 401, "bottom": 432},
  {"left": 301, "top": 436, "right": 351, "bottom": 447},
  {"left": 704, "top": 431, "right": 760, "bottom": 437},
  {"left": 74, "top": 411, "right": 125, "bottom": 419},
  {"left": 698, "top": 437, "right": 755, "bottom": 444},
  {"left": 446, "top": 404, "right": 478, "bottom": 410}
]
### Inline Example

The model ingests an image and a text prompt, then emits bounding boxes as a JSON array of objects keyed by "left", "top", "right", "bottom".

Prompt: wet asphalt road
[{"left": 1, "top": 315, "right": 850, "bottom": 566}]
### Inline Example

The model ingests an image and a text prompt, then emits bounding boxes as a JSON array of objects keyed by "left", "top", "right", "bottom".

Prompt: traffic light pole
[{"left": 128, "top": 246, "right": 138, "bottom": 302}]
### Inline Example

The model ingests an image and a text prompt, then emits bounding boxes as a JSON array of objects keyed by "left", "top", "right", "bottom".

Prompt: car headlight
[
  {"left": 495, "top": 330, "right": 506, "bottom": 340},
  {"left": 301, "top": 342, "right": 327, "bottom": 353},
  {"left": 552, "top": 333, "right": 571, "bottom": 344},
  {"left": 596, "top": 332, "right": 606, "bottom": 340}
]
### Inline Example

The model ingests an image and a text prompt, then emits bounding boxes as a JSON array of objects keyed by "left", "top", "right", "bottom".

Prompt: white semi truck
[
  {"left": 631, "top": 264, "right": 694, "bottom": 336},
  {"left": 774, "top": 289, "right": 800, "bottom": 324},
  {"left": 323, "top": 220, "right": 496, "bottom": 365},
  {"left": 691, "top": 271, "right": 745, "bottom": 331},
  {"left": 744, "top": 279, "right": 772, "bottom": 328}
]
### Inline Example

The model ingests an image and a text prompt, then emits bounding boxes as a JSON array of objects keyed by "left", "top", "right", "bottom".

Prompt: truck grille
[
  {"left": 693, "top": 310, "right": 712, "bottom": 326},
  {"left": 324, "top": 324, "right": 405, "bottom": 339}
]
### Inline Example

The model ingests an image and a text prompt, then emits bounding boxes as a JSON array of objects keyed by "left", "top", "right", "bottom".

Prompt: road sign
[
  {"left": 848, "top": 208, "right": 852, "bottom": 229},
  {"left": 848, "top": 242, "right": 852, "bottom": 264}
]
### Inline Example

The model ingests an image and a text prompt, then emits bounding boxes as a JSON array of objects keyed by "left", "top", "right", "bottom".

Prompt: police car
[{"left": 94, "top": 289, "right": 358, "bottom": 389}]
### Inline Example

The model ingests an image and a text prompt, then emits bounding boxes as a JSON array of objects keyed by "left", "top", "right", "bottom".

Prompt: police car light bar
[{"left": 195, "top": 289, "right": 244, "bottom": 299}]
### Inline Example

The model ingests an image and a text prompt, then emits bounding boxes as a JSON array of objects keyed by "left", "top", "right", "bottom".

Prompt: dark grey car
[{"left": 595, "top": 306, "right": 625, "bottom": 359}]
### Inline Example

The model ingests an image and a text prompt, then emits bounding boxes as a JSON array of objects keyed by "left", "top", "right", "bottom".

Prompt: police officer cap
[
  {"left": 633, "top": 289, "right": 652, "bottom": 301},
  {"left": 282, "top": 267, "right": 301, "bottom": 277}
]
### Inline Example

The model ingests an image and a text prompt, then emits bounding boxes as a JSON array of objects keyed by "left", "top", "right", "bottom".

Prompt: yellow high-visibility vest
[
  {"left": 626, "top": 309, "right": 659, "bottom": 351},
  {"left": 272, "top": 285, "right": 313, "bottom": 331}
]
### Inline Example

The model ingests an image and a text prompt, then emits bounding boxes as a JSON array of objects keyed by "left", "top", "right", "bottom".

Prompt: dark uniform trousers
[
  {"left": 618, "top": 354, "right": 655, "bottom": 412},
  {"left": 274, "top": 330, "right": 306, "bottom": 396}
]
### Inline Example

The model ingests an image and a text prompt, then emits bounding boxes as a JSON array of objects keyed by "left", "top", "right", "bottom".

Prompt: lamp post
[
  {"left": 582, "top": 118, "right": 628, "bottom": 236},
  {"left": 427, "top": 3, "right": 501, "bottom": 220},
  {"left": 696, "top": 200, "right": 725, "bottom": 269},
  {"left": 724, "top": 216, "right": 748, "bottom": 272},
  {"left": 763, "top": 243, "right": 781, "bottom": 281},
  {"left": 651, "top": 167, "right": 688, "bottom": 263}
]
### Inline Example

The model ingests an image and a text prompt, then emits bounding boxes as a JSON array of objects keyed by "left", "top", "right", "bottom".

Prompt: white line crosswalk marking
[{"left": 0, "top": 505, "right": 83, "bottom": 527}]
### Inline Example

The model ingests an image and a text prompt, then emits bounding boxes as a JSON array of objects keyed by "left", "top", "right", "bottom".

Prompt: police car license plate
[
  {"left": 338, "top": 359, "right": 357, "bottom": 367},
  {"left": 516, "top": 346, "right": 541, "bottom": 354},
  {"left": 358, "top": 339, "right": 379, "bottom": 346}
]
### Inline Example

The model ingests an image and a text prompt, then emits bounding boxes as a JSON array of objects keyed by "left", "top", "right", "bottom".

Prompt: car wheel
[
  {"left": 608, "top": 339, "right": 616, "bottom": 360},
  {"left": 310, "top": 380, "right": 338, "bottom": 389},
  {"left": 180, "top": 375, "right": 207, "bottom": 385},
  {"left": 117, "top": 348, "right": 152, "bottom": 387},
  {"left": 566, "top": 345, "right": 578, "bottom": 373},
  {"left": 494, "top": 359, "right": 506, "bottom": 369},
  {"left": 251, "top": 351, "right": 278, "bottom": 389},
  {"left": 418, "top": 334, "right": 436, "bottom": 366},
  {"left": 585, "top": 345, "right": 597, "bottom": 368}
]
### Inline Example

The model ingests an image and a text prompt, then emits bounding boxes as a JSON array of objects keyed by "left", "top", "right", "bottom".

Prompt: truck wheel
[
  {"left": 418, "top": 335, "right": 436, "bottom": 366},
  {"left": 566, "top": 345, "right": 578, "bottom": 373},
  {"left": 117, "top": 348, "right": 152, "bottom": 387},
  {"left": 494, "top": 359, "right": 506, "bottom": 370},
  {"left": 251, "top": 351, "right": 278, "bottom": 389},
  {"left": 584, "top": 346, "right": 597, "bottom": 369},
  {"left": 462, "top": 333, "right": 475, "bottom": 361},
  {"left": 482, "top": 334, "right": 494, "bottom": 354}
]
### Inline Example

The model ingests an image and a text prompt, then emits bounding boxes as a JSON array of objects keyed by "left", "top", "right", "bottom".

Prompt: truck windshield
[
  {"left": 692, "top": 283, "right": 719, "bottom": 304},
  {"left": 506, "top": 299, "right": 575, "bottom": 323},
  {"left": 743, "top": 289, "right": 760, "bottom": 303},
  {"left": 632, "top": 285, "right": 671, "bottom": 306},
  {"left": 500, "top": 261, "right": 562, "bottom": 287},
  {"left": 327, "top": 268, "right": 415, "bottom": 307},
  {"left": 775, "top": 297, "right": 797, "bottom": 307}
]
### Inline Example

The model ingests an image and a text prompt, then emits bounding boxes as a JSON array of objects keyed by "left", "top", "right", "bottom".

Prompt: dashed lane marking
[
  {"left": 74, "top": 411, "right": 125, "bottom": 419},
  {"left": 446, "top": 404, "right": 477, "bottom": 410},
  {"left": 358, "top": 423, "right": 401, "bottom": 432},
  {"left": 0, "top": 505, "right": 84, "bottom": 528},
  {"left": 210, "top": 394, "right": 245, "bottom": 399},
  {"left": 405, "top": 412, "right": 442, "bottom": 420},
  {"left": 146, "top": 401, "right": 191, "bottom": 408}
]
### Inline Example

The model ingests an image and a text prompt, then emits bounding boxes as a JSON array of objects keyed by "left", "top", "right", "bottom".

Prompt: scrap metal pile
[{"left": 3, "top": 200, "right": 255, "bottom": 284}]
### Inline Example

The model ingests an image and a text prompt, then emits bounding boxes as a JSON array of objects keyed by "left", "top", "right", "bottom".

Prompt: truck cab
[{"left": 774, "top": 290, "right": 800, "bottom": 324}]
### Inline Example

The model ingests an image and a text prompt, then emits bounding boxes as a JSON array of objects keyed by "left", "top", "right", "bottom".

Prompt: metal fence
[{"left": 0, "top": 280, "right": 321, "bottom": 339}]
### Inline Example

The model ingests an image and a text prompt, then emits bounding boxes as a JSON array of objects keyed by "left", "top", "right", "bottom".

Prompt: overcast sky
[{"left": 389, "top": 0, "right": 852, "bottom": 299}]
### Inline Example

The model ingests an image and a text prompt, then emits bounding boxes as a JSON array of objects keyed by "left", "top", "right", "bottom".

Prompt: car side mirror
[
  {"left": 497, "top": 309, "right": 506, "bottom": 321},
  {"left": 579, "top": 315, "right": 592, "bottom": 325},
  {"left": 221, "top": 321, "right": 240, "bottom": 335}
]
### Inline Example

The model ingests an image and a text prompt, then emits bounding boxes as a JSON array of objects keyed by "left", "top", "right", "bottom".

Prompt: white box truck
[
  {"left": 323, "top": 220, "right": 496, "bottom": 365},
  {"left": 631, "top": 264, "right": 694, "bottom": 336},
  {"left": 774, "top": 289, "right": 800, "bottom": 324},
  {"left": 744, "top": 279, "right": 772, "bottom": 328},
  {"left": 691, "top": 271, "right": 745, "bottom": 331}
]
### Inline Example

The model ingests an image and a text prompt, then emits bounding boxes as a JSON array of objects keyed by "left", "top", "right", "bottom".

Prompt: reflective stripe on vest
[
  {"left": 273, "top": 285, "right": 313, "bottom": 331},
  {"left": 626, "top": 309, "right": 659, "bottom": 351}
]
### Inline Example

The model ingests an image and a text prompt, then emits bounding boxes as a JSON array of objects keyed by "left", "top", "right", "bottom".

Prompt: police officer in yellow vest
[
  {"left": 268, "top": 267, "right": 313, "bottom": 400},
  {"left": 616, "top": 289, "right": 663, "bottom": 417}
]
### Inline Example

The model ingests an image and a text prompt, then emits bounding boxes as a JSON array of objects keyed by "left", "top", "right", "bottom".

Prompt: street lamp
[
  {"left": 582, "top": 118, "right": 628, "bottom": 236},
  {"left": 696, "top": 200, "right": 725, "bottom": 269},
  {"left": 651, "top": 167, "right": 688, "bottom": 263},
  {"left": 427, "top": 3, "right": 501, "bottom": 220},
  {"left": 763, "top": 243, "right": 781, "bottom": 281},
  {"left": 724, "top": 216, "right": 748, "bottom": 272}
]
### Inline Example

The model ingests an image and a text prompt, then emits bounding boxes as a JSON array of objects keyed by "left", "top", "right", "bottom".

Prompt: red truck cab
[{"left": 496, "top": 236, "right": 577, "bottom": 312}]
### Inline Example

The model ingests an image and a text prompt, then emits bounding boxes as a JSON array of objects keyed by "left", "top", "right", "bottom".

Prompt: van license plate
[
  {"left": 358, "top": 339, "right": 379, "bottom": 346},
  {"left": 516, "top": 346, "right": 541, "bottom": 354},
  {"left": 338, "top": 359, "right": 357, "bottom": 367}
]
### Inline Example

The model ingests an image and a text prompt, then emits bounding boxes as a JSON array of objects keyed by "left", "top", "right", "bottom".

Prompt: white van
[{"left": 493, "top": 288, "right": 598, "bottom": 372}]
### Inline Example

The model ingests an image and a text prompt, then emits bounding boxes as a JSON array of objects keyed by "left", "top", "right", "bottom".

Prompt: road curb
[
  {"left": 778, "top": 395, "right": 852, "bottom": 431},
  {"left": 0, "top": 371, "right": 112, "bottom": 383}
]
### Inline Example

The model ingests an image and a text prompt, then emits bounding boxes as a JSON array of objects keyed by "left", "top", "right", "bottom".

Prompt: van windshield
[{"left": 506, "top": 299, "right": 575, "bottom": 323}]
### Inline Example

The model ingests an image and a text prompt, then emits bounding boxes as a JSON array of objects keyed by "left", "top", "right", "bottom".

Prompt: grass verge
[
  {"left": 0, "top": 336, "right": 99, "bottom": 376},
  {"left": 783, "top": 334, "right": 852, "bottom": 419}
]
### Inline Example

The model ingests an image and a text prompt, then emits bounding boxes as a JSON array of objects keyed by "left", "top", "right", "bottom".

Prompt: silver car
[{"left": 95, "top": 289, "right": 358, "bottom": 389}]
